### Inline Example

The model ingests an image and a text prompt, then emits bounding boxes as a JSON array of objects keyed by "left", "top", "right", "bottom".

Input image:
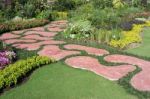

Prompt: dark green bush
[
  {"left": 53, "top": 0, "right": 77, "bottom": 11},
  {"left": 92, "top": 0, "right": 113, "bottom": 9},
  {"left": 0, "top": 56, "right": 56, "bottom": 89}
]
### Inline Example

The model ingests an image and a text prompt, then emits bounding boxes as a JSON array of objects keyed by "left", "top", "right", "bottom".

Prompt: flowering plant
[{"left": 0, "top": 50, "right": 16, "bottom": 69}]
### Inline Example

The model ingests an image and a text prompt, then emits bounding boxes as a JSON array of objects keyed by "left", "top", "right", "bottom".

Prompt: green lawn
[
  {"left": 0, "top": 62, "right": 137, "bottom": 99},
  {"left": 126, "top": 27, "right": 150, "bottom": 57}
]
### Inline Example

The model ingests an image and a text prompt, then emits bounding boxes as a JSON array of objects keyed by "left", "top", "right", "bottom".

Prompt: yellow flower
[{"left": 109, "top": 21, "right": 150, "bottom": 49}]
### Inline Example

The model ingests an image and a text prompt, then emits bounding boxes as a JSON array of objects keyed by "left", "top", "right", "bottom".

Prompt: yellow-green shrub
[
  {"left": 109, "top": 21, "right": 150, "bottom": 49},
  {"left": 0, "top": 56, "right": 56, "bottom": 89}
]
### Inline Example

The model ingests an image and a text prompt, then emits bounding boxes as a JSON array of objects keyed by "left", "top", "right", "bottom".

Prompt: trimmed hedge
[
  {"left": 0, "top": 56, "right": 56, "bottom": 90},
  {"left": 0, "top": 19, "right": 49, "bottom": 34}
]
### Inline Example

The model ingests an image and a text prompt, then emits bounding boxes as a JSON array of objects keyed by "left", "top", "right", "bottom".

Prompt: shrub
[
  {"left": 0, "top": 19, "right": 49, "bottom": 34},
  {"left": 92, "top": 0, "right": 113, "bottom": 9},
  {"left": 0, "top": 56, "right": 56, "bottom": 89},
  {"left": 53, "top": 0, "right": 76, "bottom": 11},
  {"left": 36, "top": 10, "right": 53, "bottom": 20},
  {"left": 51, "top": 11, "right": 68, "bottom": 20},
  {"left": 23, "top": 3, "right": 36, "bottom": 18},
  {"left": 63, "top": 20, "right": 94, "bottom": 40},
  {"left": 89, "top": 8, "right": 121, "bottom": 28},
  {"left": 0, "top": 50, "right": 16, "bottom": 69}
]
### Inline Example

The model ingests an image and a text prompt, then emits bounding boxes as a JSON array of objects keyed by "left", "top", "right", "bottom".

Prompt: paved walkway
[{"left": 0, "top": 20, "right": 150, "bottom": 91}]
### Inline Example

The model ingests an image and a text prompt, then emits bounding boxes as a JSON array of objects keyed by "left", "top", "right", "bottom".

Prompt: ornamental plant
[
  {"left": 109, "top": 21, "right": 150, "bottom": 49},
  {"left": 0, "top": 51, "right": 16, "bottom": 69},
  {"left": 63, "top": 20, "right": 94, "bottom": 40},
  {"left": 0, "top": 56, "right": 56, "bottom": 89}
]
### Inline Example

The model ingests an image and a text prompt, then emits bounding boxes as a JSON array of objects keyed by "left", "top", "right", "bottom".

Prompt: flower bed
[{"left": 109, "top": 21, "right": 150, "bottom": 49}]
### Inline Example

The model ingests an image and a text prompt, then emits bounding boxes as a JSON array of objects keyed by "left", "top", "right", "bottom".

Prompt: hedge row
[
  {"left": 0, "top": 56, "right": 56, "bottom": 90},
  {"left": 0, "top": 19, "right": 49, "bottom": 34}
]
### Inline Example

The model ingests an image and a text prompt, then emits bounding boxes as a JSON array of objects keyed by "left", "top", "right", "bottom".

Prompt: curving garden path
[{"left": 0, "top": 20, "right": 150, "bottom": 91}]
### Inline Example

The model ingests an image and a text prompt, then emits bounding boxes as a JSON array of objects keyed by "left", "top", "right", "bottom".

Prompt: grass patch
[
  {"left": 126, "top": 27, "right": 150, "bottom": 58},
  {"left": 0, "top": 62, "right": 137, "bottom": 99}
]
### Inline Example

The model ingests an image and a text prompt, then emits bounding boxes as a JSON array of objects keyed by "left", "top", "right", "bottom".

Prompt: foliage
[
  {"left": 0, "top": 56, "right": 56, "bottom": 89},
  {"left": 93, "top": 29, "right": 112, "bottom": 43},
  {"left": 36, "top": 10, "right": 53, "bottom": 20},
  {"left": 0, "top": 50, "right": 16, "bottom": 69},
  {"left": 109, "top": 21, "right": 150, "bottom": 49},
  {"left": 0, "top": 0, "right": 50, "bottom": 19},
  {"left": 23, "top": 3, "right": 36, "bottom": 18},
  {"left": 92, "top": 0, "right": 113, "bottom": 9},
  {"left": 0, "top": 19, "right": 49, "bottom": 34},
  {"left": 53, "top": 0, "right": 76, "bottom": 11},
  {"left": 131, "top": 0, "right": 141, "bottom": 7},
  {"left": 113, "top": 0, "right": 125, "bottom": 8},
  {"left": 89, "top": 8, "right": 121, "bottom": 28},
  {"left": 63, "top": 20, "right": 94, "bottom": 40},
  {"left": 51, "top": 11, "right": 68, "bottom": 20}
]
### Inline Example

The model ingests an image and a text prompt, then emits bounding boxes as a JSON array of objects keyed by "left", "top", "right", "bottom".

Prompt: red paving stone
[
  {"left": 105, "top": 55, "right": 150, "bottom": 91},
  {"left": 38, "top": 45, "right": 80, "bottom": 60},
  {"left": 51, "top": 20, "right": 68, "bottom": 24},
  {"left": 29, "top": 27, "right": 45, "bottom": 32},
  {"left": 12, "top": 29, "right": 28, "bottom": 34},
  {"left": 65, "top": 56, "right": 135, "bottom": 80},
  {"left": 24, "top": 31, "right": 57, "bottom": 37},
  {"left": 22, "top": 35, "right": 52, "bottom": 40},
  {"left": 12, "top": 40, "right": 65, "bottom": 50},
  {"left": 64, "top": 44, "right": 109, "bottom": 56},
  {"left": 4, "top": 39, "right": 37, "bottom": 44},
  {"left": 0, "top": 33, "right": 20, "bottom": 40},
  {"left": 13, "top": 43, "right": 40, "bottom": 51},
  {"left": 47, "top": 27, "right": 63, "bottom": 32}
]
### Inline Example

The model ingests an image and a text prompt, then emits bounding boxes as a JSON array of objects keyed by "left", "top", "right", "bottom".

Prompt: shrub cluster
[
  {"left": 0, "top": 56, "right": 56, "bottom": 90},
  {"left": 0, "top": 19, "right": 49, "bottom": 34}
]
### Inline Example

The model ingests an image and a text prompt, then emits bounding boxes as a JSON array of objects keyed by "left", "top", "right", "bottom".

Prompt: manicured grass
[
  {"left": 126, "top": 27, "right": 150, "bottom": 57},
  {"left": 0, "top": 62, "right": 137, "bottom": 99}
]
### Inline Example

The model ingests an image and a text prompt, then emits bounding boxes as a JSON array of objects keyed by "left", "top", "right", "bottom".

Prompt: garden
[{"left": 0, "top": 0, "right": 150, "bottom": 99}]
